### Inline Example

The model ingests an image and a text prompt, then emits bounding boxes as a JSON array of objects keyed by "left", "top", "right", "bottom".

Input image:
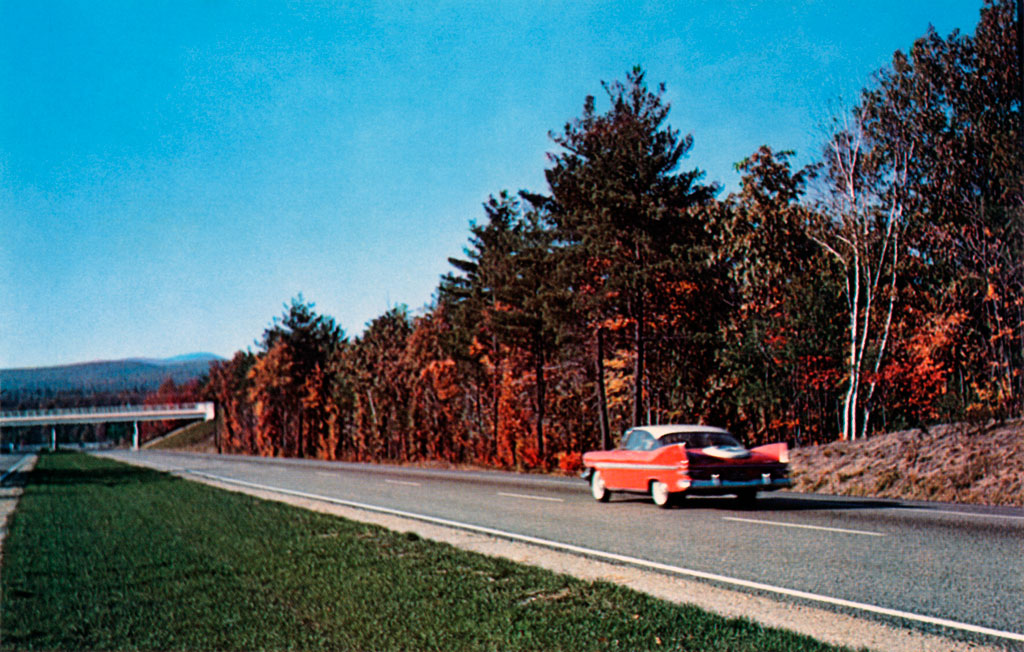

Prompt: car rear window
[{"left": 658, "top": 432, "right": 742, "bottom": 448}]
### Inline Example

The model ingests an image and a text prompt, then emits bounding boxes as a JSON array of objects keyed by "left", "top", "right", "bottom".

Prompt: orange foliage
[
  {"left": 496, "top": 364, "right": 531, "bottom": 468},
  {"left": 247, "top": 341, "right": 295, "bottom": 457},
  {"left": 557, "top": 451, "right": 583, "bottom": 474},
  {"left": 880, "top": 310, "right": 964, "bottom": 422}
]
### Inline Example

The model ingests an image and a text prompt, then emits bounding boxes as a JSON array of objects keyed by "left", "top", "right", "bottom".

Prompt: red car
[{"left": 581, "top": 425, "right": 790, "bottom": 508}]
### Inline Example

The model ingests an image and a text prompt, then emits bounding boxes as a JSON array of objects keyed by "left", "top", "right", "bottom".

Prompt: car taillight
[{"left": 779, "top": 445, "right": 789, "bottom": 464}]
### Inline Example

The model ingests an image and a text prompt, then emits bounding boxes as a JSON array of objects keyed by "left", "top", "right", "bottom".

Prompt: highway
[{"left": 99, "top": 450, "right": 1024, "bottom": 645}]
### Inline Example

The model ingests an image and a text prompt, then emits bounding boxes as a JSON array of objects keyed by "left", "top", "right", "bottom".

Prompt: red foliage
[
  {"left": 879, "top": 310, "right": 964, "bottom": 423},
  {"left": 139, "top": 377, "right": 204, "bottom": 442},
  {"left": 557, "top": 451, "right": 583, "bottom": 474}
]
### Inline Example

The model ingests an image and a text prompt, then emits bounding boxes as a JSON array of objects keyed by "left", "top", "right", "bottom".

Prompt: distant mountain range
[{"left": 0, "top": 354, "right": 224, "bottom": 395}]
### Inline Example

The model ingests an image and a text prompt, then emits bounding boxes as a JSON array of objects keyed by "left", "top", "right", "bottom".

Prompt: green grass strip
[{"left": 1, "top": 452, "right": 856, "bottom": 651}]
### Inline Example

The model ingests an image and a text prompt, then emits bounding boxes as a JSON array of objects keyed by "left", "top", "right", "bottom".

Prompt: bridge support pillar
[{"left": 132, "top": 422, "right": 139, "bottom": 451}]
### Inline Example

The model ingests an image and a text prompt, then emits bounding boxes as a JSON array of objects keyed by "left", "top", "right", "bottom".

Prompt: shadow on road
[
  {"left": 21, "top": 462, "right": 168, "bottom": 489},
  {"left": 0, "top": 470, "right": 32, "bottom": 489},
  {"left": 735, "top": 494, "right": 897, "bottom": 511},
  {"left": 608, "top": 493, "right": 899, "bottom": 512}
]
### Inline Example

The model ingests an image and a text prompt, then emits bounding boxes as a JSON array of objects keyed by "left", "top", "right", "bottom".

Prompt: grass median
[{"left": 1, "top": 452, "right": 854, "bottom": 651}]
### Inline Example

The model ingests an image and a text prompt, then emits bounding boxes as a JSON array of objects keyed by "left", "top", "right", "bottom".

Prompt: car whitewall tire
[
  {"left": 651, "top": 481, "right": 672, "bottom": 508},
  {"left": 591, "top": 470, "right": 610, "bottom": 502}
]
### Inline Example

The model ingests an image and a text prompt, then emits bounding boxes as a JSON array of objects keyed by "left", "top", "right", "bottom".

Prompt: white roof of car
[{"left": 628, "top": 424, "right": 732, "bottom": 439}]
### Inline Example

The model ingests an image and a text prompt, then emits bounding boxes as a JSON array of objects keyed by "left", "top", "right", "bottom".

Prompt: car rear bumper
[{"left": 687, "top": 476, "right": 791, "bottom": 493}]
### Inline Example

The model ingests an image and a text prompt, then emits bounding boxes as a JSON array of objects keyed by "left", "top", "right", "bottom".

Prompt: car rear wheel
[
  {"left": 651, "top": 481, "right": 674, "bottom": 508},
  {"left": 591, "top": 470, "right": 610, "bottom": 502}
]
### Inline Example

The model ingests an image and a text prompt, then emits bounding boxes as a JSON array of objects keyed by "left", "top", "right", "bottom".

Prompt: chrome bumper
[{"left": 690, "top": 476, "right": 791, "bottom": 491}]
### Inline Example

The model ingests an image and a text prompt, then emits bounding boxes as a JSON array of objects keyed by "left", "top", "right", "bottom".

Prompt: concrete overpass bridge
[{"left": 0, "top": 402, "right": 215, "bottom": 450}]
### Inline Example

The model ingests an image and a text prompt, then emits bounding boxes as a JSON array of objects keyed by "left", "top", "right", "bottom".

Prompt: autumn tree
[
  {"left": 405, "top": 304, "right": 467, "bottom": 463},
  {"left": 441, "top": 192, "right": 565, "bottom": 466},
  {"left": 248, "top": 339, "right": 295, "bottom": 456},
  {"left": 440, "top": 193, "right": 524, "bottom": 463},
  {"left": 712, "top": 146, "right": 844, "bottom": 444},
  {"left": 810, "top": 108, "right": 910, "bottom": 441},
  {"left": 207, "top": 351, "right": 256, "bottom": 453},
  {"left": 847, "top": 0, "right": 1022, "bottom": 424},
  {"left": 543, "top": 66, "right": 719, "bottom": 431},
  {"left": 248, "top": 296, "right": 345, "bottom": 457},
  {"left": 484, "top": 199, "right": 564, "bottom": 462},
  {"left": 342, "top": 306, "right": 415, "bottom": 461}
]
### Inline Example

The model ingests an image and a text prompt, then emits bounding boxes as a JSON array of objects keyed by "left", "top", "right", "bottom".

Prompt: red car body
[{"left": 582, "top": 425, "right": 790, "bottom": 508}]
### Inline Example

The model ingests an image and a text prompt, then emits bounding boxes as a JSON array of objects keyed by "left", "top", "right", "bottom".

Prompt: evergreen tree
[
  {"left": 543, "top": 67, "right": 718, "bottom": 428},
  {"left": 442, "top": 192, "right": 563, "bottom": 465},
  {"left": 252, "top": 296, "right": 345, "bottom": 456}
]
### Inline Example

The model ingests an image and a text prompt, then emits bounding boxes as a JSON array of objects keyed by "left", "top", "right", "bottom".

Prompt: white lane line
[
  {"left": 498, "top": 491, "right": 564, "bottom": 503},
  {"left": 723, "top": 516, "right": 885, "bottom": 537},
  {"left": 180, "top": 470, "right": 1024, "bottom": 644},
  {"left": 385, "top": 479, "right": 422, "bottom": 487},
  {"left": 918, "top": 508, "right": 1024, "bottom": 523},
  {"left": 316, "top": 471, "right": 334, "bottom": 477}
]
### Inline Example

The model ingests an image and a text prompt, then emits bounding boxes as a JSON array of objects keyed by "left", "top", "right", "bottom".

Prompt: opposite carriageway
[{"left": 0, "top": 403, "right": 216, "bottom": 450}]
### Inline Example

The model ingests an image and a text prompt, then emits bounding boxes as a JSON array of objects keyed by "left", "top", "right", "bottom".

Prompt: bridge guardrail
[
  {"left": 0, "top": 403, "right": 211, "bottom": 419},
  {"left": 0, "top": 402, "right": 216, "bottom": 426}
]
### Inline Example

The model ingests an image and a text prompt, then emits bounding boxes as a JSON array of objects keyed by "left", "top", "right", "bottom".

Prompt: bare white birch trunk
[{"left": 814, "top": 115, "right": 906, "bottom": 441}]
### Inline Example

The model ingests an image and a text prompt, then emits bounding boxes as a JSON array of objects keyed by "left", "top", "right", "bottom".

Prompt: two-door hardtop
[{"left": 581, "top": 424, "right": 790, "bottom": 507}]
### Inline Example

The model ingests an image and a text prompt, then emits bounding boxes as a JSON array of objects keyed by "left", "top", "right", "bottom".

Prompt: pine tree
[{"left": 542, "top": 67, "right": 718, "bottom": 428}]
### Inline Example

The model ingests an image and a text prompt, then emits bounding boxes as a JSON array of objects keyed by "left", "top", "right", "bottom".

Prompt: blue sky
[{"left": 0, "top": 1, "right": 981, "bottom": 369}]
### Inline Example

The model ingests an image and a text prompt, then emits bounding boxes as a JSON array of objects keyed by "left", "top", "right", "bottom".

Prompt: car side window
[
  {"left": 618, "top": 431, "right": 634, "bottom": 449},
  {"left": 658, "top": 432, "right": 689, "bottom": 447},
  {"left": 619, "top": 429, "right": 658, "bottom": 450},
  {"left": 626, "top": 430, "right": 655, "bottom": 451}
]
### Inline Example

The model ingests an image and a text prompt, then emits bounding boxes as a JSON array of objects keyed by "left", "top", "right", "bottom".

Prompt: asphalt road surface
[
  {"left": 99, "top": 450, "right": 1023, "bottom": 644},
  {"left": 0, "top": 453, "right": 32, "bottom": 481}
]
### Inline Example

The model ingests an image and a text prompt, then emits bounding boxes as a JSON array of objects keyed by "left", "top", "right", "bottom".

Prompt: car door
[
  {"left": 621, "top": 430, "right": 660, "bottom": 491},
  {"left": 609, "top": 429, "right": 656, "bottom": 491},
  {"left": 598, "top": 430, "right": 635, "bottom": 489}
]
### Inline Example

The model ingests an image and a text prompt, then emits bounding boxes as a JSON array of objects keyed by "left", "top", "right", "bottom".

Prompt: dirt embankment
[{"left": 790, "top": 420, "right": 1024, "bottom": 507}]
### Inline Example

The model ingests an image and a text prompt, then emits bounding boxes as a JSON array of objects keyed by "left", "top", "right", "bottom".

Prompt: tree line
[{"left": 195, "top": 1, "right": 1020, "bottom": 469}]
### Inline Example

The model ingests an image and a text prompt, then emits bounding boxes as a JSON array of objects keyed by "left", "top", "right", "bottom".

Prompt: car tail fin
[{"left": 751, "top": 442, "right": 789, "bottom": 464}]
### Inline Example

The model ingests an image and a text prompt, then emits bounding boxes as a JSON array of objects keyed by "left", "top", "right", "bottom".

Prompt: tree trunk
[
  {"left": 492, "top": 342, "right": 500, "bottom": 464},
  {"left": 214, "top": 405, "right": 222, "bottom": 454},
  {"left": 860, "top": 225, "right": 900, "bottom": 439},
  {"left": 633, "top": 296, "right": 645, "bottom": 427},
  {"left": 1018, "top": 0, "right": 1023, "bottom": 158},
  {"left": 534, "top": 337, "right": 545, "bottom": 461},
  {"left": 474, "top": 366, "right": 484, "bottom": 443},
  {"left": 842, "top": 260, "right": 860, "bottom": 441},
  {"left": 595, "top": 327, "right": 610, "bottom": 450}
]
